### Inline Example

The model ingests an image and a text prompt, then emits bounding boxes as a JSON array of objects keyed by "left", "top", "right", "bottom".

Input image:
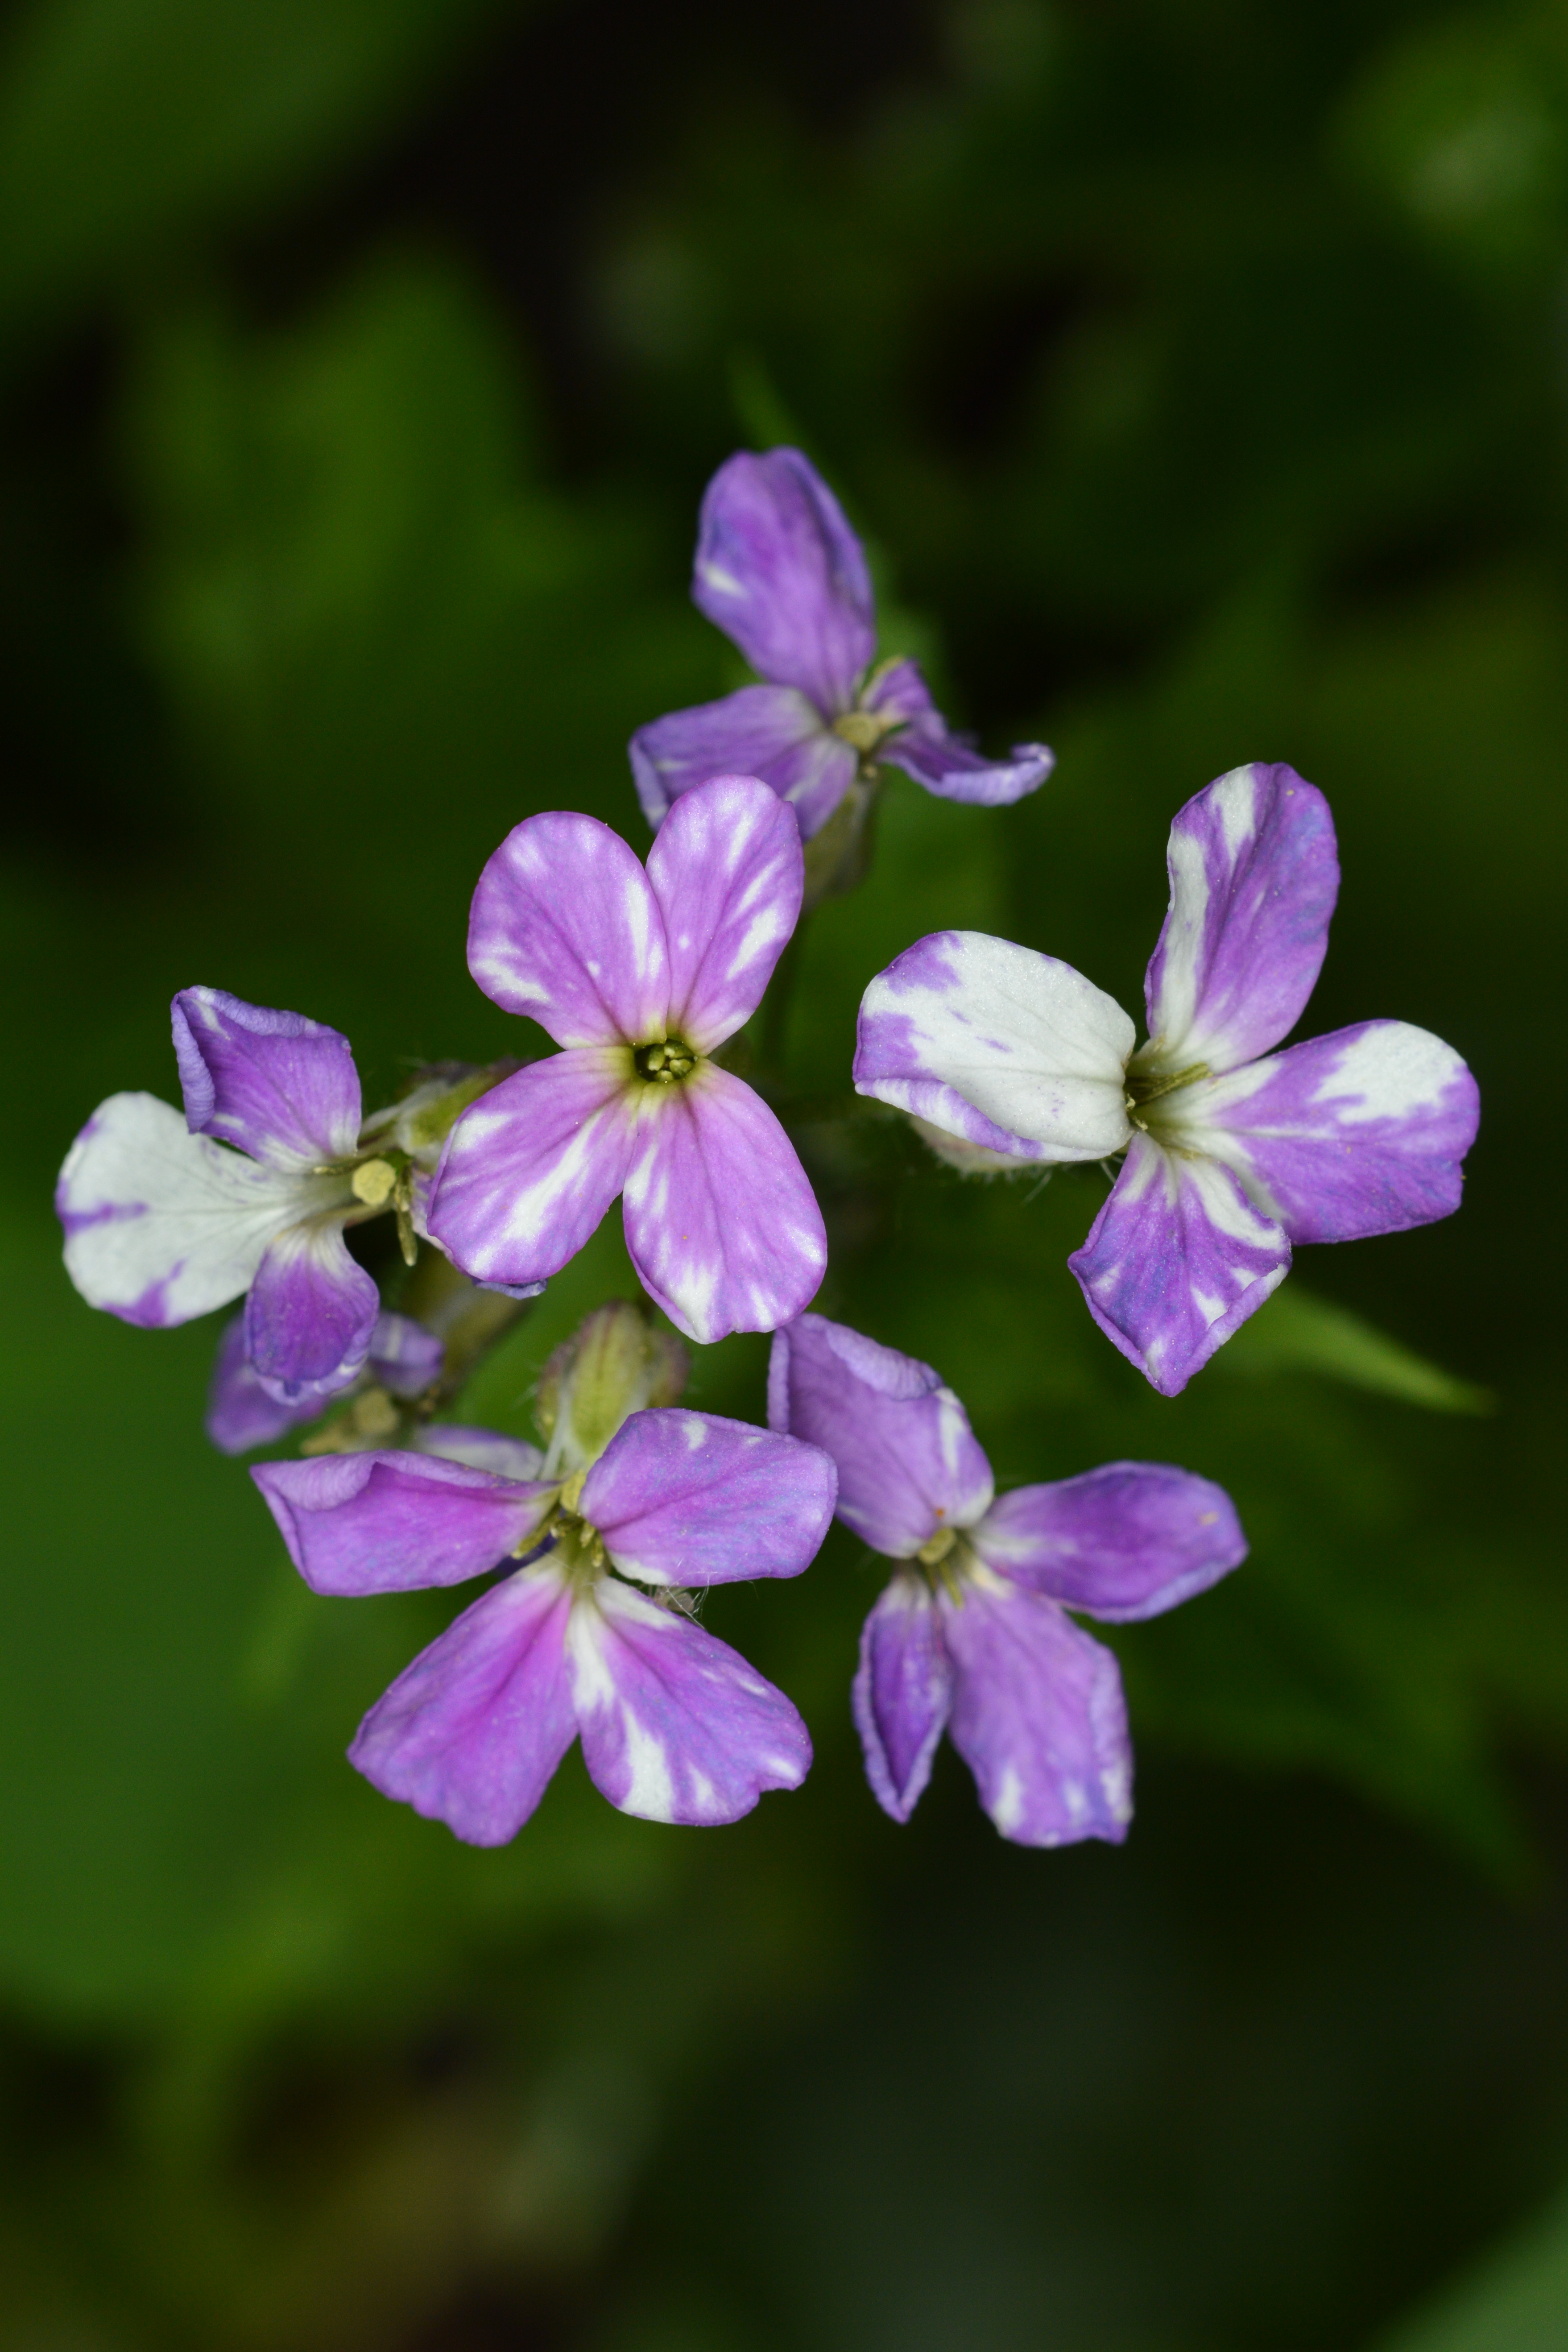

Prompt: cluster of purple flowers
[{"left": 57, "top": 447, "right": 1479, "bottom": 1849}]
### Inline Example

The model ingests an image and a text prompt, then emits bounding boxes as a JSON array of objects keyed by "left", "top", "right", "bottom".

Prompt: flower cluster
[{"left": 55, "top": 448, "right": 1478, "bottom": 1850}]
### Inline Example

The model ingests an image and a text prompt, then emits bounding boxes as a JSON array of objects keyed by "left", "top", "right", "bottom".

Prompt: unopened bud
[{"left": 536, "top": 1301, "right": 689, "bottom": 1477}]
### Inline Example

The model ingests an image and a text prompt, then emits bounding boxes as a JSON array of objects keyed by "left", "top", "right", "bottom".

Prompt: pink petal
[
  {"left": 629, "top": 683, "right": 856, "bottom": 838},
  {"left": 692, "top": 447, "right": 875, "bottom": 714},
  {"left": 852, "top": 1572, "right": 954, "bottom": 1822},
  {"left": 645, "top": 773, "right": 804, "bottom": 1051},
  {"left": 253, "top": 1449, "right": 556, "bottom": 1594},
  {"left": 172, "top": 986, "right": 362, "bottom": 1170},
  {"left": 971, "top": 1463, "right": 1246, "bottom": 1622},
  {"left": 466, "top": 810, "right": 670, "bottom": 1047},
  {"left": 580, "top": 1407, "right": 836, "bottom": 1586}
]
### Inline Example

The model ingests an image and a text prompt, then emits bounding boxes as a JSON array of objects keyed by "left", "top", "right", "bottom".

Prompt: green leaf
[
  {"left": 1218, "top": 1284, "right": 1494, "bottom": 1414},
  {"left": 1373, "top": 2179, "right": 1568, "bottom": 2351}
]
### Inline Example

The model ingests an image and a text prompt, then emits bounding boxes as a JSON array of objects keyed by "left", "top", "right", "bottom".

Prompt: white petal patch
[{"left": 1311, "top": 1023, "right": 1461, "bottom": 1124}]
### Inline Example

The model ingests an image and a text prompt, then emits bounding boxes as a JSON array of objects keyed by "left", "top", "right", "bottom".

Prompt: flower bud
[{"left": 536, "top": 1302, "right": 689, "bottom": 1476}]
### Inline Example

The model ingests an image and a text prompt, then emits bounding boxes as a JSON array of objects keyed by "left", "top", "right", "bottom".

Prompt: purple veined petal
[
  {"left": 579, "top": 1408, "right": 836, "bottom": 1587},
  {"left": 206, "top": 1313, "right": 319, "bottom": 1454},
  {"left": 350, "top": 1562, "right": 578, "bottom": 1846},
  {"left": 855, "top": 931, "right": 1135, "bottom": 1162},
  {"left": 171, "top": 987, "right": 362, "bottom": 1170},
  {"left": 940, "top": 1569, "right": 1132, "bottom": 1847},
  {"left": 428, "top": 1049, "right": 639, "bottom": 1293},
  {"left": 412, "top": 1426, "right": 546, "bottom": 1479},
  {"left": 971, "top": 1462, "right": 1247, "bottom": 1623},
  {"left": 852, "top": 1571, "right": 954, "bottom": 1822},
  {"left": 621, "top": 1064, "right": 826, "bottom": 1345},
  {"left": 568, "top": 1575, "right": 811, "bottom": 1823},
  {"left": 252, "top": 1449, "right": 557, "bottom": 1594},
  {"left": 368, "top": 1310, "right": 446, "bottom": 1398},
  {"left": 466, "top": 811, "right": 670, "bottom": 1047},
  {"left": 1143, "top": 763, "right": 1339, "bottom": 1076},
  {"left": 1186, "top": 1019, "right": 1481, "bottom": 1244},
  {"left": 628, "top": 683, "right": 856, "bottom": 839},
  {"left": 692, "top": 447, "right": 876, "bottom": 715},
  {"left": 245, "top": 1216, "right": 380, "bottom": 1405},
  {"left": 766, "top": 1313, "right": 994, "bottom": 1557},
  {"left": 645, "top": 774, "right": 804, "bottom": 1051},
  {"left": 864, "top": 657, "right": 1053, "bottom": 807},
  {"left": 1068, "top": 1132, "right": 1291, "bottom": 1398},
  {"left": 57, "top": 1090, "right": 308, "bottom": 1328}
]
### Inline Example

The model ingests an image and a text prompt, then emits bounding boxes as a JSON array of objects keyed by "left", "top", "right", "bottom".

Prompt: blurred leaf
[
  {"left": 0, "top": 0, "right": 511, "bottom": 334},
  {"left": 1220, "top": 1284, "right": 1493, "bottom": 1414},
  {"left": 1373, "top": 2178, "right": 1568, "bottom": 2350}
]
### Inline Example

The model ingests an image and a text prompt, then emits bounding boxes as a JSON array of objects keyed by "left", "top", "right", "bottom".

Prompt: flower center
[
  {"left": 1124, "top": 1060, "right": 1209, "bottom": 1136},
  {"left": 634, "top": 1037, "right": 699, "bottom": 1085},
  {"left": 832, "top": 707, "right": 901, "bottom": 758},
  {"left": 915, "top": 1524, "right": 972, "bottom": 1604}
]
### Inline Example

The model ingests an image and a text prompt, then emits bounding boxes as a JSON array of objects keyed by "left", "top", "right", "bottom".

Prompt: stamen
[
  {"left": 634, "top": 1037, "right": 698, "bottom": 1084},
  {"left": 351, "top": 1157, "right": 398, "bottom": 1207},
  {"left": 1124, "top": 1060, "right": 1209, "bottom": 1110}
]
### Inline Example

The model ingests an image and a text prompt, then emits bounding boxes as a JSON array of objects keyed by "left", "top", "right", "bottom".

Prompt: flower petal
[
  {"left": 428, "top": 1049, "right": 638, "bottom": 1292},
  {"left": 349, "top": 1563, "right": 578, "bottom": 1845},
  {"left": 767, "top": 1312, "right": 993, "bottom": 1557},
  {"left": 252, "top": 1449, "right": 555, "bottom": 1594},
  {"left": 854, "top": 931, "right": 1135, "bottom": 1161},
  {"left": 621, "top": 1065, "right": 826, "bottom": 1344},
  {"left": 693, "top": 447, "right": 875, "bottom": 713},
  {"left": 865, "top": 658, "right": 1054, "bottom": 807},
  {"left": 244, "top": 1217, "right": 380, "bottom": 1404},
  {"left": 645, "top": 773, "right": 804, "bottom": 1050},
  {"left": 1187, "top": 1019, "right": 1481, "bottom": 1243},
  {"left": 971, "top": 1462, "right": 1247, "bottom": 1622},
  {"left": 568, "top": 1577, "right": 811, "bottom": 1823},
  {"left": 206, "top": 1313, "right": 317, "bottom": 1454},
  {"left": 171, "top": 986, "right": 362, "bottom": 1169},
  {"left": 366, "top": 1310, "right": 447, "bottom": 1398},
  {"left": 466, "top": 811, "right": 670, "bottom": 1047},
  {"left": 1143, "top": 763, "right": 1339, "bottom": 1075},
  {"left": 940, "top": 1571, "right": 1132, "bottom": 1847},
  {"left": 580, "top": 1408, "right": 836, "bottom": 1587},
  {"left": 852, "top": 1572, "right": 954, "bottom": 1822},
  {"left": 1068, "top": 1133, "right": 1290, "bottom": 1397},
  {"left": 629, "top": 683, "right": 856, "bottom": 839},
  {"left": 413, "top": 1427, "right": 546, "bottom": 1479},
  {"left": 57, "top": 1090, "right": 304, "bottom": 1328}
]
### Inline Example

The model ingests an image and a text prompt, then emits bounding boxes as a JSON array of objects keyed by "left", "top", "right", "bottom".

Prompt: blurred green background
[{"left": 4, "top": 0, "right": 1568, "bottom": 2343}]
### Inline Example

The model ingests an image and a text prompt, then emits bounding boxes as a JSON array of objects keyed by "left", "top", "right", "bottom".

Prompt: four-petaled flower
[
  {"left": 770, "top": 1313, "right": 1246, "bottom": 1844},
  {"left": 254, "top": 1407, "right": 837, "bottom": 1842},
  {"left": 428, "top": 773, "right": 828, "bottom": 1345},
  {"left": 629, "top": 447, "right": 1054, "bottom": 845},
  {"left": 853, "top": 763, "right": 1481, "bottom": 1395},
  {"left": 55, "top": 988, "right": 492, "bottom": 1407}
]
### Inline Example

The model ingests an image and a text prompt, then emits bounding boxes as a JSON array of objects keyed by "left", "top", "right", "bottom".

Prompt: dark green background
[{"left": 4, "top": 1, "right": 1568, "bottom": 2344}]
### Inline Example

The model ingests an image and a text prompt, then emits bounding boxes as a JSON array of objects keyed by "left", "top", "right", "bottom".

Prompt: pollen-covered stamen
[
  {"left": 634, "top": 1037, "right": 699, "bottom": 1085},
  {"left": 549, "top": 1511, "right": 608, "bottom": 1584},
  {"left": 351, "top": 1156, "right": 398, "bottom": 1207},
  {"left": 1124, "top": 1060, "right": 1209, "bottom": 1134}
]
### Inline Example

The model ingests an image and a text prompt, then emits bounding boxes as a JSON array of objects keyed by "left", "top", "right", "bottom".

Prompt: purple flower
[
  {"left": 427, "top": 774, "right": 828, "bottom": 1344},
  {"left": 206, "top": 1309, "right": 447, "bottom": 1454},
  {"left": 769, "top": 1313, "right": 1246, "bottom": 1845},
  {"left": 853, "top": 762, "right": 1481, "bottom": 1395},
  {"left": 628, "top": 448, "right": 1054, "bottom": 842},
  {"left": 253, "top": 1407, "right": 837, "bottom": 1841}
]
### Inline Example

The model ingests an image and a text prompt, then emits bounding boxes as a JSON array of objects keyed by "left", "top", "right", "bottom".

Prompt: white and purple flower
[
  {"left": 427, "top": 773, "right": 828, "bottom": 1345},
  {"left": 853, "top": 762, "right": 1481, "bottom": 1395},
  {"left": 770, "top": 1313, "right": 1246, "bottom": 1846},
  {"left": 628, "top": 447, "right": 1054, "bottom": 843},
  {"left": 54, "top": 988, "right": 483, "bottom": 1408},
  {"left": 253, "top": 1405, "right": 837, "bottom": 1842}
]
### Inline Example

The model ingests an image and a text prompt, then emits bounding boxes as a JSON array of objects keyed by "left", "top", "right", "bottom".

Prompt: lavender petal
[
  {"left": 767, "top": 1313, "right": 994, "bottom": 1557},
  {"left": 854, "top": 931, "right": 1135, "bottom": 1161},
  {"left": 569, "top": 1576, "right": 812, "bottom": 1823},
  {"left": 1068, "top": 1133, "right": 1291, "bottom": 1397},
  {"left": 428, "top": 1049, "right": 638, "bottom": 1293},
  {"left": 1191, "top": 1019, "right": 1481, "bottom": 1243},
  {"left": 206, "top": 1313, "right": 318, "bottom": 1454},
  {"left": 941, "top": 1572, "right": 1132, "bottom": 1847},
  {"left": 629, "top": 683, "right": 857, "bottom": 838},
  {"left": 865, "top": 657, "right": 1053, "bottom": 807},
  {"left": 252, "top": 1449, "right": 556, "bottom": 1594},
  {"left": 1143, "top": 763, "right": 1339, "bottom": 1076},
  {"left": 622, "top": 1065, "right": 826, "bottom": 1345},
  {"left": 852, "top": 1571, "right": 954, "bottom": 1822},
  {"left": 972, "top": 1462, "right": 1247, "bottom": 1622},
  {"left": 349, "top": 1563, "right": 578, "bottom": 1845},
  {"left": 466, "top": 810, "right": 670, "bottom": 1047},
  {"left": 244, "top": 1217, "right": 380, "bottom": 1405},
  {"left": 172, "top": 986, "right": 363, "bottom": 1169},
  {"left": 693, "top": 447, "right": 876, "bottom": 715},
  {"left": 580, "top": 1408, "right": 836, "bottom": 1587}
]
